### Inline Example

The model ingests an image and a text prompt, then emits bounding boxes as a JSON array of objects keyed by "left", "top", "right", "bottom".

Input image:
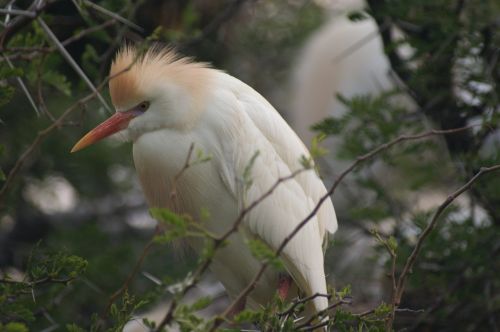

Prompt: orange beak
[{"left": 71, "top": 110, "right": 140, "bottom": 153}]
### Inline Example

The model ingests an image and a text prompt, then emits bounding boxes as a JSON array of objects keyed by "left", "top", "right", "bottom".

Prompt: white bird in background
[
  {"left": 289, "top": 4, "right": 414, "bottom": 213},
  {"left": 72, "top": 46, "right": 338, "bottom": 317}
]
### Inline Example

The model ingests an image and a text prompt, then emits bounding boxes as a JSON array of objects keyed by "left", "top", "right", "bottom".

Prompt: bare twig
[
  {"left": 178, "top": 0, "right": 250, "bottom": 49},
  {"left": 169, "top": 143, "right": 195, "bottom": 202},
  {"left": 279, "top": 293, "right": 332, "bottom": 317},
  {"left": 0, "top": 276, "right": 74, "bottom": 286},
  {"left": 2, "top": 53, "right": 41, "bottom": 116},
  {"left": 0, "top": 0, "right": 54, "bottom": 49},
  {"left": 297, "top": 298, "right": 352, "bottom": 329},
  {"left": 101, "top": 235, "right": 157, "bottom": 319},
  {"left": 371, "top": 230, "right": 397, "bottom": 315},
  {"left": 154, "top": 167, "right": 307, "bottom": 332},
  {"left": 0, "top": 58, "right": 140, "bottom": 206},
  {"left": 385, "top": 163, "right": 500, "bottom": 329},
  {"left": 0, "top": 8, "right": 36, "bottom": 18},
  {"left": 209, "top": 125, "right": 483, "bottom": 331},
  {"left": 80, "top": 0, "right": 144, "bottom": 33},
  {"left": 1, "top": 19, "right": 117, "bottom": 62},
  {"left": 36, "top": 17, "right": 112, "bottom": 113}
]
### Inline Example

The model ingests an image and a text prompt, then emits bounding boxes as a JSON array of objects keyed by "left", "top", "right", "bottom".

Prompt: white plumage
[{"left": 72, "top": 46, "right": 338, "bottom": 315}]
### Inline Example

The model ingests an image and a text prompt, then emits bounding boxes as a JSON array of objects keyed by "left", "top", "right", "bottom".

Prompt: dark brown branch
[
  {"left": 296, "top": 298, "right": 352, "bottom": 329},
  {"left": 278, "top": 293, "right": 332, "bottom": 317}
]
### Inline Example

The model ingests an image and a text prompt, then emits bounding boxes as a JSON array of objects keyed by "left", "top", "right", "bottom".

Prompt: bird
[{"left": 71, "top": 45, "right": 338, "bottom": 319}]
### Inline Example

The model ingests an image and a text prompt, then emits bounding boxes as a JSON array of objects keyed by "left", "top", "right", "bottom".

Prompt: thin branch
[
  {"left": 101, "top": 235, "right": 157, "bottom": 319},
  {"left": 1, "top": 19, "right": 117, "bottom": 62},
  {"left": 0, "top": 276, "right": 74, "bottom": 286},
  {"left": 278, "top": 293, "right": 332, "bottom": 317},
  {"left": 80, "top": 0, "right": 144, "bottom": 33},
  {"left": 154, "top": 167, "right": 307, "bottom": 332},
  {"left": 178, "top": 0, "right": 250, "bottom": 50},
  {"left": 297, "top": 298, "right": 352, "bottom": 329},
  {"left": 169, "top": 143, "right": 195, "bottom": 202},
  {"left": 2, "top": 53, "right": 41, "bottom": 116},
  {"left": 0, "top": 8, "right": 36, "bottom": 18},
  {"left": 386, "top": 163, "right": 500, "bottom": 329},
  {"left": 36, "top": 17, "right": 112, "bottom": 113},
  {"left": 0, "top": 58, "right": 139, "bottom": 206},
  {"left": 209, "top": 125, "right": 482, "bottom": 331},
  {"left": 0, "top": 0, "right": 55, "bottom": 49}
]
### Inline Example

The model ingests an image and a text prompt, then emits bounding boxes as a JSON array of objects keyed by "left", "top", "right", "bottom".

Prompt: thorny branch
[
  {"left": 278, "top": 293, "right": 332, "bottom": 318},
  {"left": 3, "top": 2, "right": 499, "bottom": 330},
  {"left": 0, "top": 0, "right": 55, "bottom": 49},
  {"left": 385, "top": 164, "right": 500, "bottom": 329},
  {"left": 151, "top": 125, "right": 489, "bottom": 332},
  {"left": 2, "top": 19, "right": 117, "bottom": 62},
  {"left": 0, "top": 275, "right": 74, "bottom": 286},
  {"left": 101, "top": 235, "right": 157, "bottom": 321},
  {"left": 0, "top": 55, "right": 142, "bottom": 207},
  {"left": 207, "top": 125, "right": 492, "bottom": 331},
  {"left": 154, "top": 167, "right": 308, "bottom": 332}
]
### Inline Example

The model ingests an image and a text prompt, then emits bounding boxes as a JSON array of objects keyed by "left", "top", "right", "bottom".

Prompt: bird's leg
[
  {"left": 278, "top": 274, "right": 293, "bottom": 300},
  {"left": 227, "top": 295, "right": 247, "bottom": 317}
]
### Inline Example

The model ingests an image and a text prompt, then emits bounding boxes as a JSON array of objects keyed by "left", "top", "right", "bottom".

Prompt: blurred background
[{"left": 1, "top": 0, "right": 499, "bottom": 331}]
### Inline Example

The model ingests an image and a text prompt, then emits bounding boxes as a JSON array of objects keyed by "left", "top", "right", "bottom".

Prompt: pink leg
[
  {"left": 227, "top": 295, "right": 247, "bottom": 317},
  {"left": 278, "top": 274, "right": 293, "bottom": 300}
]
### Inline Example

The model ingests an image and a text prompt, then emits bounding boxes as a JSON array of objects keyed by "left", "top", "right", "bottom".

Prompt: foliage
[{"left": 0, "top": 0, "right": 499, "bottom": 331}]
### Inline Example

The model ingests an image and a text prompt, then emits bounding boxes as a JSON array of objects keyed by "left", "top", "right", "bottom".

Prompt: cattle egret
[{"left": 72, "top": 46, "right": 338, "bottom": 317}]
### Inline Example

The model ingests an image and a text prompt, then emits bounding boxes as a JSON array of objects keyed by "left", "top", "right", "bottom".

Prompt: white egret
[{"left": 72, "top": 46, "right": 338, "bottom": 317}]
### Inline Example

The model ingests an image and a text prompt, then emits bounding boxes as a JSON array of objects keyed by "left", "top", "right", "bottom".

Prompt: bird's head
[{"left": 71, "top": 45, "right": 210, "bottom": 153}]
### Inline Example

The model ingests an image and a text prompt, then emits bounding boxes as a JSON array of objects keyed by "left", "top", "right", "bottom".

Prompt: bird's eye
[{"left": 138, "top": 101, "right": 150, "bottom": 111}]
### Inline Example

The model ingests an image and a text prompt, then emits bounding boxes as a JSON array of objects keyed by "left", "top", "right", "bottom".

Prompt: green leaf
[
  {"left": 1, "top": 322, "right": 29, "bottom": 332},
  {"left": 151, "top": 208, "right": 187, "bottom": 228},
  {"left": 310, "top": 133, "right": 328, "bottom": 159},
  {"left": 0, "top": 66, "right": 24, "bottom": 79},
  {"left": 337, "top": 284, "right": 352, "bottom": 299},
  {"left": 243, "top": 151, "right": 260, "bottom": 189},
  {"left": 42, "top": 71, "right": 72, "bottom": 96},
  {"left": 66, "top": 323, "right": 86, "bottom": 332},
  {"left": 151, "top": 208, "right": 190, "bottom": 243},
  {"left": 387, "top": 236, "right": 398, "bottom": 252},
  {"left": 0, "top": 85, "right": 15, "bottom": 107},
  {"left": 190, "top": 296, "right": 212, "bottom": 311},
  {"left": 246, "top": 238, "right": 283, "bottom": 269}
]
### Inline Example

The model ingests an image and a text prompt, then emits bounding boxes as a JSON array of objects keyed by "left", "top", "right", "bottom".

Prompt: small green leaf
[
  {"left": 387, "top": 236, "right": 398, "bottom": 252},
  {"left": 190, "top": 296, "right": 212, "bottom": 311},
  {"left": 150, "top": 208, "right": 187, "bottom": 228},
  {"left": 42, "top": 71, "right": 72, "bottom": 96},
  {"left": 0, "top": 85, "right": 15, "bottom": 107},
  {"left": 310, "top": 133, "right": 328, "bottom": 158},
  {"left": 246, "top": 238, "right": 283, "bottom": 269},
  {"left": 66, "top": 323, "right": 86, "bottom": 332},
  {"left": 243, "top": 151, "right": 260, "bottom": 189},
  {"left": 2, "top": 322, "right": 29, "bottom": 332}
]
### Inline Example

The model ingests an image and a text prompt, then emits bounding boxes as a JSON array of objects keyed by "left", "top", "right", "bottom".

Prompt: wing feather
[{"left": 213, "top": 74, "right": 338, "bottom": 312}]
